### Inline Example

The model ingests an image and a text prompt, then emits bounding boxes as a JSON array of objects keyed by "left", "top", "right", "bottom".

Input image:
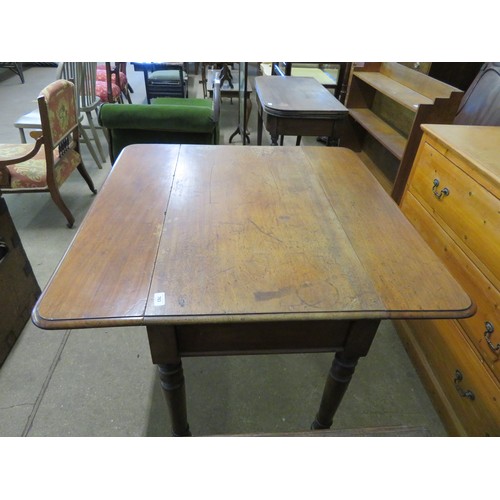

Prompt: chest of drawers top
[{"left": 420, "top": 124, "right": 499, "bottom": 196}]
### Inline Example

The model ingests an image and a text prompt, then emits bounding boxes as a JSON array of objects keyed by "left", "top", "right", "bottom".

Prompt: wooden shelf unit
[{"left": 342, "top": 63, "right": 464, "bottom": 203}]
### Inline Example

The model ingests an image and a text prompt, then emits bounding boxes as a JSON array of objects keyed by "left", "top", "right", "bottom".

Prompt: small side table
[{"left": 255, "top": 76, "right": 348, "bottom": 146}]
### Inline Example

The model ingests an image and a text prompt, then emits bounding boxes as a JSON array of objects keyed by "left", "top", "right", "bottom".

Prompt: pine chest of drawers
[{"left": 395, "top": 124, "right": 500, "bottom": 436}]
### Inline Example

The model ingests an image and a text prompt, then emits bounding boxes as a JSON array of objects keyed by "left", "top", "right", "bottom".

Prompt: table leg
[
  {"left": 142, "top": 70, "right": 151, "bottom": 104},
  {"left": 229, "top": 125, "right": 251, "bottom": 145},
  {"left": 312, "top": 319, "right": 380, "bottom": 430},
  {"left": 157, "top": 362, "right": 191, "bottom": 436},
  {"left": 257, "top": 103, "right": 263, "bottom": 145},
  {"left": 147, "top": 325, "right": 191, "bottom": 436},
  {"left": 311, "top": 351, "right": 359, "bottom": 429}
]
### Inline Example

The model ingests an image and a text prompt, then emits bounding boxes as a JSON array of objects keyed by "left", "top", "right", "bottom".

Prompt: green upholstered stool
[{"left": 99, "top": 100, "right": 219, "bottom": 163}]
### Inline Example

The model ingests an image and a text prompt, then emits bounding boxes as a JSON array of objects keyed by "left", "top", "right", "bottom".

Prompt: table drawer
[
  {"left": 408, "top": 316, "right": 500, "bottom": 436},
  {"left": 408, "top": 142, "right": 500, "bottom": 284},
  {"left": 402, "top": 192, "right": 500, "bottom": 381}
]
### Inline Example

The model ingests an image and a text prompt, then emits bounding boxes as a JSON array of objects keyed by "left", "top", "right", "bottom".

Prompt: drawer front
[
  {"left": 408, "top": 317, "right": 500, "bottom": 436},
  {"left": 402, "top": 192, "right": 500, "bottom": 381},
  {"left": 409, "top": 141, "right": 500, "bottom": 285}
]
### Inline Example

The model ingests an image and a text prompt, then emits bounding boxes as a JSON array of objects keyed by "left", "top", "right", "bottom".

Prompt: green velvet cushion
[
  {"left": 151, "top": 97, "right": 212, "bottom": 108},
  {"left": 149, "top": 70, "right": 184, "bottom": 81},
  {"left": 99, "top": 103, "right": 215, "bottom": 133},
  {"left": 98, "top": 103, "right": 219, "bottom": 163}
]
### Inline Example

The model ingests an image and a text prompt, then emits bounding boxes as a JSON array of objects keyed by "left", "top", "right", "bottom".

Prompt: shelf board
[
  {"left": 354, "top": 71, "right": 434, "bottom": 111},
  {"left": 356, "top": 151, "right": 394, "bottom": 195},
  {"left": 349, "top": 108, "right": 406, "bottom": 160}
]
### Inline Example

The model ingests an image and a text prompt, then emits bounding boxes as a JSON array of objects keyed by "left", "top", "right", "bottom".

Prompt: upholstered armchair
[
  {"left": 99, "top": 80, "right": 221, "bottom": 163},
  {"left": 0, "top": 80, "right": 96, "bottom": 228},
  {"left": 14, "top": 62, "right": 106, "bottom": 169}
]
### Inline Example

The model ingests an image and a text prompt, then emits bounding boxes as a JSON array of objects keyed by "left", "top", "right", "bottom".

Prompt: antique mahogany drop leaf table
[{"left": 32, "top": 144, "right": 475, "bottom": 436}]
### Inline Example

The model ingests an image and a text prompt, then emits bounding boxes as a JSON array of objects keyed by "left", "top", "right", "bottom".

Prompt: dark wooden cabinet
[{"left": 0, "top": 196, "right": 40, "bottom": 366}]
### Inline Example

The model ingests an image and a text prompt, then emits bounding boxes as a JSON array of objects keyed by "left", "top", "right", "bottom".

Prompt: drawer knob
[
  {"left": 432, "top": 179, "right": 450, "bottom": 200},
  {"left": 484, "top": 321, "right": 499, "bottom": 353},
  {"left": 453, "top": 370, "right": 475, "bottom": 400}
]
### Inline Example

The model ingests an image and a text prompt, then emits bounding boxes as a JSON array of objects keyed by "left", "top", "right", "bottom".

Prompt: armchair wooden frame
[
  {"left": 0, "top": 80, "right": 97, "bottom": 228},
  {"left": 14, "top": 62, "right": 106, "bottom": 169}
]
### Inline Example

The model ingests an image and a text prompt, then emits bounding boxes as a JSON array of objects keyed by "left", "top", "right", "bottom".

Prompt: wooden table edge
[
  {"left": 31, "top": 310, "right": 145, "bottom": 330},
  {"left": 142, "top": 303, "right": 476, "bottom": 326},
  {"left": 31, "top": 302, "right": 476, "bottom": 331}
]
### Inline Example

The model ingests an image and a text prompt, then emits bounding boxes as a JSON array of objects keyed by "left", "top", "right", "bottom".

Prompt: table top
[
  {"left": 255, "top": 76, "right": 347, "bottom": 118},
  {"left": 32, "top": 144, "right": 474, "bottom": 330},
  {"left": 259, "top": 64, "right": 339, "bottom": 86},
  {"left": 289, "top": 67, "right": 338, "bottom": 86}
]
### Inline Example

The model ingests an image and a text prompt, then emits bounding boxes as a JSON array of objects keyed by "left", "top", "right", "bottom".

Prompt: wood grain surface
[{"left": 33, "top": 144, "right": 474, "bottom": 329}]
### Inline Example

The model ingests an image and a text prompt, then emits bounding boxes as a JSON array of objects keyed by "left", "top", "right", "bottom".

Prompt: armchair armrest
[
  {"left": 0, "top": 137, "right": 43, "bottom": 166},
  {"left": 0, "top": 138, "right": 44, "bottom": 188}
]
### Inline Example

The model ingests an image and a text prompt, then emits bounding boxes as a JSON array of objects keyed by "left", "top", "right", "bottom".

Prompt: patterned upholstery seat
[
  {"left": 0, "top": 143, "right": 80, "bottom": 189},
  {"left": 95, "top": 79, "right": 122, "bottom": 103},
  {"left": 0, "top": 79, "right": 96, "bottom": 227},
  {"left": 96, "top": 63, "right": 132, "bottom": 104}
]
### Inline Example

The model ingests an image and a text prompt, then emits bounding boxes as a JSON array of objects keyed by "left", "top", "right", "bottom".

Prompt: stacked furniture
[
  {"left": 341, "top": 62, "right": 463, "bottom": 203},
  {"left": 395, "top": 124, "right": 500, "bottom": 436}
]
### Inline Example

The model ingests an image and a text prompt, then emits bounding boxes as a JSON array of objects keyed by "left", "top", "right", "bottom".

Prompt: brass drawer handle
[
  {"left": 484, "top": 321, "right": 499, "bottom": 353},
  {"left": 432, "top": 179, "right": 450, "bottom": 200},
  {"left": 453, "top": 370, "right": 475, "bottom": 400}
]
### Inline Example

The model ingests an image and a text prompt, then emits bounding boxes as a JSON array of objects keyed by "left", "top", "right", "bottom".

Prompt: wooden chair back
[{"left": 0, "top": 79, "right": 96, "bottom": 227}]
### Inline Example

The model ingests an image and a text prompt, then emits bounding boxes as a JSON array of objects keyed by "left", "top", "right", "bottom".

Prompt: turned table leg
[
  {"left": 147, "top": 325, "right": 191, "bottom": 436},
  {"left": 311, "top": 351, "right": 359, "bottom": 430},
  {"left": 157, "top": 362, "right": 191, "bottom": 437},
  {"left": 312, "top": 319, "right": 380, "bottom": 430}
]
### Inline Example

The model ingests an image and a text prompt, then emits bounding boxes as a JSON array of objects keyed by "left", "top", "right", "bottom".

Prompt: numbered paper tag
[{"left": 153, "top": 292, "right": 165, "bottom": 307}]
